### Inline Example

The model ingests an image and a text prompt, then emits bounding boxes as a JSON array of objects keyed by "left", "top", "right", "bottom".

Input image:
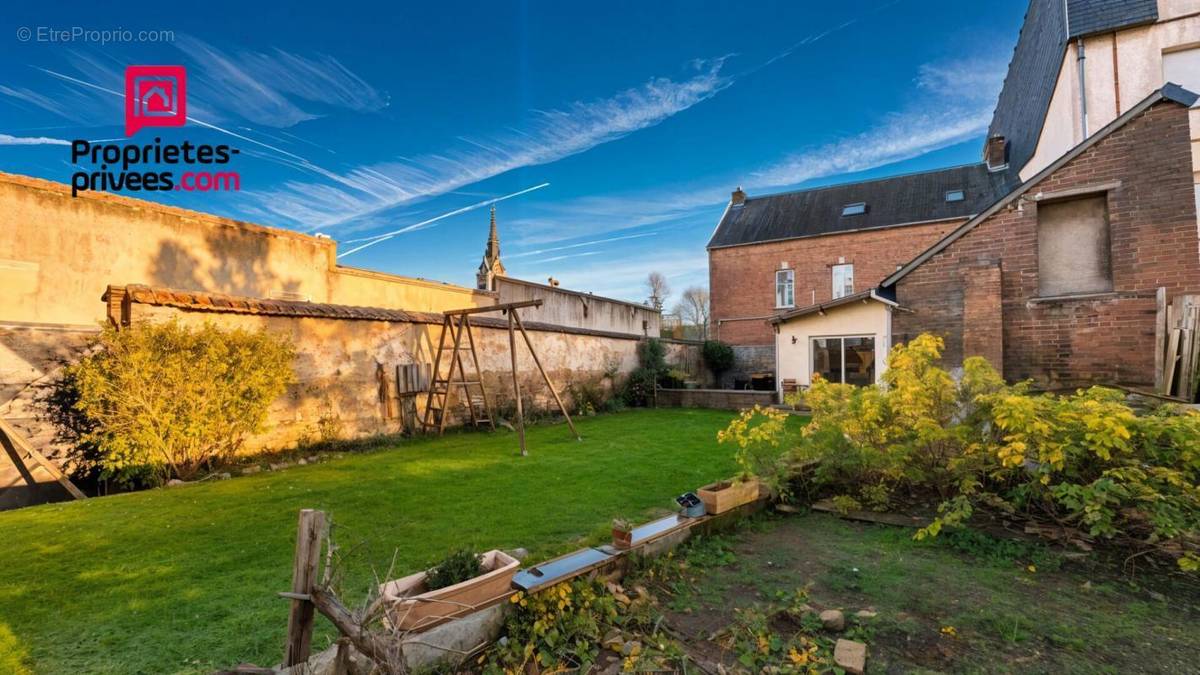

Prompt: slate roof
[
  {"left": 1067, "top": 0, "right": 1158, "bottom": 38},
  {"left": 987, "top": 0, "right": 1159, "bottom": 178},
  {"left": 707, "top": 164, "right": 1011, "bottom": 249}
]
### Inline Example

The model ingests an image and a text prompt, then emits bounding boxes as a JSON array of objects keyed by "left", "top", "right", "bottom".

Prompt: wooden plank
[
  {"left": 0, "top": 417, "right": 86, "bottom": 500},
  {"left": 1164, "top": 329, "right": 1181, "bottom": 396},
  {"left": 1155, "top": 287, "right": 1167, "bottom": 393},
  {"left": 1178, "top": 329, "right": 1193, "bottom": 401},
  {"left": 508, "top": 313, "right": 526, "bottom": 457},
  {"left": 284, "top": 509, "right": 327, "bottom": 667},
  {"left": 512, "top": 310, "right": 579, "bottom": 440},
  {"left": 443, "top": 299, "right": 543, "bottom": 316}
]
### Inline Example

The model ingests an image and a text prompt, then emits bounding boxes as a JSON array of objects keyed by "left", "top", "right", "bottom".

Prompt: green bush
[
  {"left": 62, "top": 320, "right": 295, "bottom": 485},
  {"left": 622, "top": 338, "right": 668, "bottom": 407},
  {"left": 791, "top": 334, "right": 1200, "bottom": 571},
  {"left": 425, "top": 548, "right": 483, "bottom": 591},
  {"left": 701, "top": 340, "right": 734, "bottom": 379}
]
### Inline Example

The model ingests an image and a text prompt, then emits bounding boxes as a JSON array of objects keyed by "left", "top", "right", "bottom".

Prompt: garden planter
[
  {"left": 698, "top": 478, "right": 761, "bottom": 514},
  {"left": 612, "top": 527, "right": 633, "bottom": 549},
  {"left": 380, "top": 549, "right": 519, "bottom": 632}
]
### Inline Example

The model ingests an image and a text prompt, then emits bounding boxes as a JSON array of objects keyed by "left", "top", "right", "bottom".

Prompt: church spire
[{"left": 477, "top": 206, "right": 506, "bottom": 290}]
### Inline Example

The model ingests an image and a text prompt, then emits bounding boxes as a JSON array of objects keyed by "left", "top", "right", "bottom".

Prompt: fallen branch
[{"left": 310, "top": 585, "right": 407, "bottom": 673}]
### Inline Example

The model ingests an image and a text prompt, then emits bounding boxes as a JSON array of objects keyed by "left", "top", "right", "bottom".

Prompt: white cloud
[
  {"left": 250, "top": 57, "right": 735, "bottom": 231},
  {"left": 0, "top": 133, "right": 70, "bottom": 146},
  {"left": 174, "top": 35, "right": 389, "bottom": 128}
]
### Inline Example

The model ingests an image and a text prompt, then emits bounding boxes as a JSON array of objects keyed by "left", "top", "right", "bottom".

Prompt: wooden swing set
[{"left": 419, "top": 299, "right": 578, "bottom": 455}]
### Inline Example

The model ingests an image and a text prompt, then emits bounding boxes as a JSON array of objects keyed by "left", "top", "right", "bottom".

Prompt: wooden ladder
[{"left": 420, "top": 313, "right": 496, "bottom": 434}]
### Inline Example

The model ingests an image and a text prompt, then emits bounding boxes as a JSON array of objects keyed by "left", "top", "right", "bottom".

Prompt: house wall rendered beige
[
  {"left": 1021, "top": 6, "right": 1200, "bottom": 184},
  {"left": 773, "top": 299, "right": 893, "bottom": 388}
]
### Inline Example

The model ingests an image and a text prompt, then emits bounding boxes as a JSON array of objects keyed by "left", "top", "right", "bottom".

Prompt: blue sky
[{"left": 1, "top": 0, "right": 1025, "bottom": 304}]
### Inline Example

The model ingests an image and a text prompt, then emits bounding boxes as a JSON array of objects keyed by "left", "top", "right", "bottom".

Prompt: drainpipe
[{"left": 1076, "top": 37, "right": 1089, "bottom": 138}]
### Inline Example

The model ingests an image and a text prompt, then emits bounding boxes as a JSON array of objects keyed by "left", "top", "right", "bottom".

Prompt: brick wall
[
  {"left": 893, "top": 100, "right": 1200, "bottom": 387},
  {"left": 709, "top": 219, "right": 959, "bottom": 346},
  {"left": 656, "top": 388, "right": 776, "bottom": 410}
]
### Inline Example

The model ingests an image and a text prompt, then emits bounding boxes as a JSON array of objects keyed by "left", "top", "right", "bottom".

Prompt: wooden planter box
[
  {"left": 380, "top": 549, "right": 519, "bottom": 632},
  {"left": 697, "top": 478, "right": 761, "bottom": 515}
]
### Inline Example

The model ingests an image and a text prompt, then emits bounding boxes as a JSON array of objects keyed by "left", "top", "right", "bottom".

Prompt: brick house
[
  {"left": 717, "top": 0, "right": 1200, "bottom": 393},
  {"left": 708, "top": 165, "right": 1009, "bottom": 387},
  {"left": 883, "top": 85, "right": 1200, "bottom": 388}
]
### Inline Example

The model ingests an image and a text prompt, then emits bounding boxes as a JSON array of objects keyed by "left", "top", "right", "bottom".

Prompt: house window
[
  {"left": 1163, "top": 47, "right": 1200, "bottom": 94},
  {"left": 945, "top": 189, "right": 965, "bottom": 202},
  {"left": 831, "top": 263, "right": 854, "bottom": 299},
  {"left": 1037, "top": 195, "right": 1112, "bottom": 297},
  {"left": 812, "top": 336, "right": 876, "bottom": 385},
  {"left": 775, "top": 269, "right": 795, "bottom": 308},
  {"left": 841, "top": 202, "right": 867, "bottom": 216}
]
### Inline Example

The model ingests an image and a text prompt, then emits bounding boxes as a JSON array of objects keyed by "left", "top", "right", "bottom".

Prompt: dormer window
[
  {"left": 841, "top": 202, "right": 867, "bottom": 216},
  {"left": 945, "top": 189, "right": 965, "bottom": 202}
]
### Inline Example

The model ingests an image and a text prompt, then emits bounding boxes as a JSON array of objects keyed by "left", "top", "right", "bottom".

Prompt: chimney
[
  {"left": 986, "top": 136, "right": 1008, "bottom": 172},
  {"left": 731, "top": 186, "right": 746, "bottom": 206}
]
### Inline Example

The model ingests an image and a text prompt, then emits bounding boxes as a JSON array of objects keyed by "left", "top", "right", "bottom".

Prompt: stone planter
[
  {"left": 380, "top": 549, "right": 519, "bottom": 632},
  {"left": 697, "top": 478, "right": 761, "bottom": 515}
]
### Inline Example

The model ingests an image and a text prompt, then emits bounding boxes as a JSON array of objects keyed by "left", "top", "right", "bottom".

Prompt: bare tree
[
  {"left": 646, "top": 272, "right": 670, "bottom": 310},
  {"left": 674, "top": 286, "right": 710, "bottom": 340}
]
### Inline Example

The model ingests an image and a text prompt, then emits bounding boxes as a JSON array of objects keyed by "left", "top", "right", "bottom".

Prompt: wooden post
[
  {"left": 512, "top": 311, "right": 579, "bottom": 440},
  {"left": 1155, "top": 287, "right": 1167, "bottom": 393},
  {"left": 508, "top": 312, "right": 527, "bottom": 457},
  {"left": 284, "top": 509, "right": 327, "bottom": 667}
]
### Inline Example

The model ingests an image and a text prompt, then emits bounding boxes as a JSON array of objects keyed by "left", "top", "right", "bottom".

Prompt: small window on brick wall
[
  {"left": 1037, "top": 195, "right": 1113, "bottom": 297},
  {"left": 775, "top": 269, "right": 794, "bottom": 308},
  {"left": 832, "top": 263, "right": 854, "bottom": 299}
]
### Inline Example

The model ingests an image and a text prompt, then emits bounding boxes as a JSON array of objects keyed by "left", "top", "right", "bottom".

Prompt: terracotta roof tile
[{"left": 117, "top": 284, "right": 444, "bottom": 324}]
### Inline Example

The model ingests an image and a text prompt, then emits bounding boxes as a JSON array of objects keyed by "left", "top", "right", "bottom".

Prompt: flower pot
[
  {"left": 380, "top": 549, "right": 519, "bottom": 632},
  {"left": 697, "top": 478, "right": 761, "bottom": 515},
  {"left": 612, "top": 527, "right": 633, "bottom": 549}
]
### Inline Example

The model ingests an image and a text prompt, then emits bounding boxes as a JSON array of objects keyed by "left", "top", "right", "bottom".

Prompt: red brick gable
[{"left": 892, "top": 98, "right": 1200, "bottom": 387}]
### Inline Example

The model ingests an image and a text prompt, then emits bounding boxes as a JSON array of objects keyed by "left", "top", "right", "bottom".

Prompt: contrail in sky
[{"left": 337, "top": 182, "right": 551, "bottom": 258}]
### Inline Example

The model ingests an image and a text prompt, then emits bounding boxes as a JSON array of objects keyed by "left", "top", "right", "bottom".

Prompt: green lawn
[{"left": 0, "top": 408, "right": 799, "bottom": 674}]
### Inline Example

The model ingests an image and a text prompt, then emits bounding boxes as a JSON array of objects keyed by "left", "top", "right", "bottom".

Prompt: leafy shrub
[
  {"left": 567, "top": 376, "right": 609, "bottom": 416},
  {"left": 622, "top": 338, "right": 668, "bottom": 406},
  {"left": 61, "top": 320, "right": 295, "bottom": 485},
  {"left": 425, "top": 548, "right": 483, "bottom": 591},
  {"left": 701, "top": 340, "right": 735, "bottom": 379},
  {"left": 485, "top": 580, "right": 618, "bottom": 672},
  {"left": 662, "top": 368, "right": 689, "bottom": 388},
  {"left": 717, "top": 405, "right": 791, "bottom": 495},
  {"left": 791, "top": 333, "right": 1200, "bottom": 571}
]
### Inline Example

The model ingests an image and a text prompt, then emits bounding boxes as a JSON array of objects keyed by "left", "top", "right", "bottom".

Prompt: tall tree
[
  {"left": 675, "top": 286, "right": 711, "bottom": 339},
  {"left": 646, "top": 271, "right": 671, "bottom": 310}
]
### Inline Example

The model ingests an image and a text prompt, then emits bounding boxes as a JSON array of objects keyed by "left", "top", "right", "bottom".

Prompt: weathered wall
[
  {"left": 126, "top": 303, "right": 654, "bottom": 453},
  {"left": 708, "top": 219, "right": 958, "bottom": 347},
  {"left": 494, "top": 277, "right": 659, "bottom": 337},
  {"left": 0, "top": 173, "right": 491, "bottom": 329},
  {"left": 894, "top": 99, "right": 1200, "bottom": 387}
]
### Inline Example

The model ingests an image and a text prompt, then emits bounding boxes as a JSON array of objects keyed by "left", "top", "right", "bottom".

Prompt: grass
[
  {"left": 659, "top": 512, "right": 1200, "bottom": 674},
  {"left": 0, "top": 408, "right": 809, "bottom": 674}
]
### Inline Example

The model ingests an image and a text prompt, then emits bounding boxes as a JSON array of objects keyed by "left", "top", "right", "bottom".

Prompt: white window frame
[
  {"left": 775, "top": 269, "right": 794, "bottom": 308},
  {"left": 832, "top": 263, "right": 854, "bottom": 299},
  {"left": 811, "top": 334, "right": 876, "bottom": 384}
]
